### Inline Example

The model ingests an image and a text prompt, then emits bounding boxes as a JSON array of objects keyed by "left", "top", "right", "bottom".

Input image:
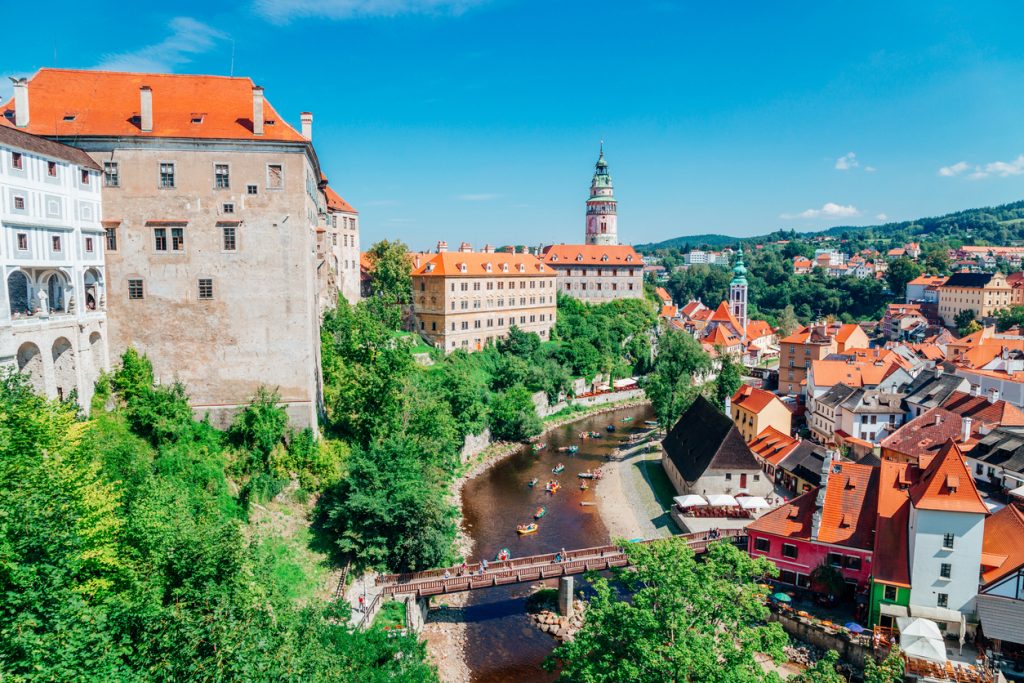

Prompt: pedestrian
[
  {"left": 482, "top": 559, "right": 488, "bottom": 572},
  {"left": 358, "top": 595, "right": 365, "bottom": 612},
  {"left": 443, "top": 569, "right": 451, "bottom": 580}
]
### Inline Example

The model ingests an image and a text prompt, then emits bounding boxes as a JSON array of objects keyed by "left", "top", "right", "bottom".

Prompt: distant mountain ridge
[{"left": 635, "top": 199, "right": 1024, "bottom": 252}]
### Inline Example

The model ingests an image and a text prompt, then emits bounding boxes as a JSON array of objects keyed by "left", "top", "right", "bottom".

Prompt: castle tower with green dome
[
  {"left": 730, "top": 246, "right": 748, "bottom": 338},
  {"left": 585, "top": 143, "right": 618, "bottom": 245}
]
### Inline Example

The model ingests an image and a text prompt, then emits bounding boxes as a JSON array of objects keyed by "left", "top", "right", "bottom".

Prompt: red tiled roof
[
  {"left": 1, "top": 69, "right": 304, "bottom": 141},
  {"left": 746, "top": 319, "right": 774, "bottom": 340},
  {"left": 655, "top": 287, "right": 672, "bottom": 303},
  {"left": 908, "top": 275, "right": 948, "bottom": 287},
  {"left": 748, "top": 459, "right": 878, "bottom": 550},
  {"left": 873, "top": 460, "right": 913, "bottom": 587},
  {"left": 324, "top": 186, "right": 357, "bottom": 214},
  {"left": 908, "top": 440, "right": 989, "bottom": 515},
  {"left": 881, "top": 407, "right": 977, "bottom": 462},
  {"left": 941, "top": 391, "right": 1024, "bottom": 428},
  {"left": 709, "top": 301, "right": 742, "bottom": 329},
  {"left": 981, "top": 504, "right": 1024, "bottom": 585},
  {"left": 412, "top": 251, "right": 553, "bottom": 277},
  {"left": 834, "top": 323, "right": 862, "bottom": 344},
  {"left": 659, "top": 305, "right": 678, "bottom": 318},
  {"left": 732, "top": 384, "right": 781, "bottom": 414},
  {"left": 748, "top": 426, "right": 800, "bottom": 466},
  {"left": 681, "top": 301, "right": 706, "bottom": 318},
  {"left": 541, "top": 244, "right": 641, "bottom": 266}
]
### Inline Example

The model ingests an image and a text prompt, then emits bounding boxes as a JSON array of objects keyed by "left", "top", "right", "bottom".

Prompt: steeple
[
  {"left": 585, "top": 143, "right": 618, "bottom": 245},
  {"left": 730, "top": 246, "right": 748, "bottom": 338}
]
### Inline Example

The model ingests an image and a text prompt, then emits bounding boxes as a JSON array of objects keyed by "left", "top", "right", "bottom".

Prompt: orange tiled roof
[
  {"left": 748, "top": 460, "right": 878, "bottom": 550},
  {"left": 412, "top": 251, "right": 552, "bottom": 277},
  {"left": 941, "top": 391, "right": 1024, "bottom": 428},
  {"left": 746, "top": 319, "right": 774, "bottom": 340},
  {"left": 981, "top": 504, "right": 1024, "bottom": 585},
  {"left": 748, "top": 426, "right": 800, "bottom": 466},
  {"left": 732, "top": 384, "right": 781, "bottom": 414},
  {"left": 873, "top": 459, "right": 914, "bottom": 587},
  {"left": 908, "top": 275, "right": 948, "bottom": 287},
  {"left": 680, "top": 301, "right": 706, "bottom": 318},
  {"left": 1, "top": 68, "right": 305, "bottom": 142},
  {"left": 834, "top": 323, "right": 862, "bottom": 344},
  {"left": 541, "top": 244, "right": 641, "bottom": 266},
  {"left": 324, "top": 186, "right": 357, "bottom": 214},
  {"left": 659, "top": 305, "right": 678, "bottom": 318},
  {"left": 908, "top": 440, "right": 989, "bottom": 515},
  {"left": 880, "top": 407, "right": 977, "bottom": 462},
  {"left": 709, "top": 301, "right": 742, "bottom": 329},
  {"left": 655, "top": 287, "right": 672, "bottom": 303}
]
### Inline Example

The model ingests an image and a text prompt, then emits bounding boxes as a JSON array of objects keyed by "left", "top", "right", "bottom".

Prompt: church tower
[
  {"left": 585, "top": 144, "right": 618, "bottom": 245},
  {"left": 730, "top": 246, "right": 748, "bottom": 339}
]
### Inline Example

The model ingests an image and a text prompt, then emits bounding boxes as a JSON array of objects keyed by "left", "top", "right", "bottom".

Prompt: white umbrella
[
  {"left": 738, "top": 496, "right": 769, "bottom": 510},
  {"left": 898, "top": 617, "right": 943, "bottom": 640},
  {"left": 673, "top": 495, "right": 707, "bottom": 508},
  {"left": 705, "top": 494, "right": 739, "bottom": 507},
  {"left": 1009, "top": 484, "right": 1024, "bottom": 500},
  {"left": 901, "top": 635, "right": 947, "bottom": 663}
]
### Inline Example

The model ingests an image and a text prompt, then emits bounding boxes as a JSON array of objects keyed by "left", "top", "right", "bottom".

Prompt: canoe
[
  {"left": 552, "top": 464, "right": 565, "bottom": 474},
  {"left": 578, "top": 471, "right": 594, "bottom": 479},
  {"left": 621, "top": 417, "right": 633, "bottom": 422},
  {"left": 534, "top": 506, "right": 547, "bottom": 519},
  {"left": 517, "top": 523, "right": 539, "bottom": 535},
  {"left": 580, "top": 482, "right": 589, "bottom": 491},
  {"left": 606, "top": 425, "right": 616, "bottom": 432},
  {"left": 496, "top": 548, "right": 511, "bottom": 561},
  {"left": 527, "top": 478, "right": 538, "bottom": 487},
  {"left": 644, "top": 420, "right": 659, "bottom": 426},
  {"left": 532, "top": 443, "right": 547, "bottom": 452}
]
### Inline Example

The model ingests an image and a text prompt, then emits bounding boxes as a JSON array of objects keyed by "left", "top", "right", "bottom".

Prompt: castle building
[
  {"left": 585, "top": 145, "right": 617, "bottom": 246},
  {"left": 1, "top": 123, "right": 109, "bottom": 408},
  {"left": 1, "top": 69, "right": 358, "bottom": 428},
  {"left": 411, "top": 242, "right": 557, "bottom": 352},
  {"left": 540, "top": 244, "right": 643, "bottom": 303}
]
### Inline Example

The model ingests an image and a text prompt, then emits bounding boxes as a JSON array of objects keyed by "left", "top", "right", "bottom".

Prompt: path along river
[{"left": 460, "top": 403, "right": 655, "bottom": 682}]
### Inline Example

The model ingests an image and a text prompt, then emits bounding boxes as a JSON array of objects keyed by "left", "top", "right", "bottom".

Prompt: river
[{"left": 460, "top": 403, "right": 655, "bottom": 682}]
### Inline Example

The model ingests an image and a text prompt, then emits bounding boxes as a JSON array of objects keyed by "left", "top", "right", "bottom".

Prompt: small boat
[
  {"left": 552, "top": 463, "right": 565, "bottom": 474},
  {"left": 545, "top": 481, "right": 560, "bottom": 494},
  {"left": 580, "top": 482, "right": 589, "bottom": 491},
  {"left": 532, "top": 443, "right": 547, "bottom": 452},
  {"left": 606, "top": 425, "right": 616, "bottom": 432},
  {"left": 534, "top": 506, "right": 547, "bottom": 519},
  {"left": 567, "top": 445, "right": 579, "bottom": 454},
  {"left": 578, "top": 470, "right": 595, "bottom": 479},
  {"left": 644, "top": 420, "right": 659, "bottom": 427},
  {"left": 517, "top": 523, "right": 539, "bottom": 535},
  {"left": 589, "top": 431, "right": 602, "bottom": 438},
  {"left": 621, "top": 417, "right": 633, "bottom": 423},
  {"left": 496, "top": 548, "right": 511, "bottom": 561},
  {"left": 527, "top": 478, "right": 538, "bottom": 488}
]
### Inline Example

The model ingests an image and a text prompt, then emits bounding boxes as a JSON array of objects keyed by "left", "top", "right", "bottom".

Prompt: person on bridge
[
  {"left": 554, "top": 552, "right": 562, "bottom": 563},
  {"left": 443, "top": 569, "right": 451, "bottom": 580},
  {"left": 358, "top": 595, "right": 365, "bottom": 612},
  {"left": 481, "top": 559, "right": 488, "bottom": 572}
]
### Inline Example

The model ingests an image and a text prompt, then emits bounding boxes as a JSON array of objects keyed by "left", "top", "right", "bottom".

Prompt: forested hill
[{"left": 636, "top": 198, "right": 1024, "bottom": 252}]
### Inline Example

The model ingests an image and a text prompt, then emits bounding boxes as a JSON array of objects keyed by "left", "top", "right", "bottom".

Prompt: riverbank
[
  {"left": 422, "top": 395, "right": 650, "bottom": 682},
  {"left": 594, "top": 434, "right": 677, "bottom": 543}
]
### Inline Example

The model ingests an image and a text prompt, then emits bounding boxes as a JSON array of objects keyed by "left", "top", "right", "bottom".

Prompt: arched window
[{"left": 7, "top": 271, "right": 30, "bottom": 315}]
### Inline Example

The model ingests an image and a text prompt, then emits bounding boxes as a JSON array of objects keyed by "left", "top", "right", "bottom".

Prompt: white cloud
[
  {"left": 94, "top": 17, "right": 225, "bottom": 72},
  {"left": 255, "top": 0, "right": 488, "bottom": 23},
  {"left": 864, "top": 166, "right": 877, "bottom": 173},
  {"left": 834, "top": 152, "right": 858, "bottom": 171},
  {"left": 938, "top": 161, "right": 970, "bottom": 177},
  {"left": 458, "top": 193, "right": 499, "bottom": 201},
  {"left": 875, "top": 213, "right": 888, "bottom": 221},
  {"left": 781, "top": 202, "right": 861, "bottom": 220}
]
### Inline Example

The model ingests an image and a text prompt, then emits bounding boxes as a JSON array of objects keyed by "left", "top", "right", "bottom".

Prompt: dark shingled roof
[
  {"left": 972, "top": 427, "right": 1024, "bottom": 475},
  {"left": 662, "top": 394, "right": 760, "bottom": 481},
  {"left": 943, "top": 272, "right": 994, "bottom": 289},
  {"left": 778, "top": 441, "right": 827, "bottom": 487},
  {"left": 904, "top": 372, "right": 968, "bottom": 412},
  {"left": 0, "top": 124, "right": 100, "bottom": 170}
]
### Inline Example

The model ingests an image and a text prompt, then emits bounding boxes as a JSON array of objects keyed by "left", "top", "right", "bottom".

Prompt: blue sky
[{"left": 6, "top": 1, "right": 1024, "bottom": 249}]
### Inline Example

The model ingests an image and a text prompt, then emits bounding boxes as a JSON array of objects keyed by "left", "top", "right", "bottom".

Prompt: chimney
[
  {"left": 459, "top": 242, "right": 472, "bottom": 253},
  {"left": 12, "top": 78, "right": 29, "bottom": 128},
  {"left": 483, "top": 243, "right": 495, "bottom": 254},
  {"left": 934, "top": 413, "right": 942, "bottom": 426},
  {"left": 811, "top": 450, "right": 835, "bottom": 541},
  {"left": 934, "top": 365, "right": 944, "bottom": 378},
  {"left": 988, "top": 388, "right": 1000, "bottom": 404},
  {"left": 724, "top": 395, "right": 732, "bottom": 418},
  {"left": 139, "top": 86, "right": 153, "bottom": 133},
  {"left": 962, "top": 417, "right": 973, "bottom": 443},
  {"left": 300, "top": 112, "right": 313, "bottom": 140},
  {"left": 436, "top": 241, "right": 448, "bottom": 253},
  {"left": 252, "top": 86, "right": 265, "bottom": 136},
  {"left": 970, "top": 384, "right": 980, "bottom": 397}
]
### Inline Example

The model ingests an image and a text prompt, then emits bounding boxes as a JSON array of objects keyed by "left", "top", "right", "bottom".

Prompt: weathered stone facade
[{"left": 541, "top": 244, "right": 644, "bottom": 303}]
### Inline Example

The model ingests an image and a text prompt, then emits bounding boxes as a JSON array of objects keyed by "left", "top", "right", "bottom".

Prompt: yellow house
[
  {"left": 937, "top": 272, "right": 1017, "bottom": 327},
  {"left": 729, "top": 384, "right": 793, "bottom": 442}
]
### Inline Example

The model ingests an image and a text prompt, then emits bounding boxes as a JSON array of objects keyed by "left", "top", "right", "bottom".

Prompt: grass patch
[
  {"left": 260, "top": 529, "right": 330, "bottom": 603},
  {"left": 374, "top": 600, "right": 407, "bottom": 630},
  {"left": 636, "top": 459, "right": 678, "bottom": 512}
]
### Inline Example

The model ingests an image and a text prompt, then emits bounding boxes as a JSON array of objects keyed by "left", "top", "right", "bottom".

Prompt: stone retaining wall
[{"left": 769, "top": 610, "right": 871, "bottom": 669}]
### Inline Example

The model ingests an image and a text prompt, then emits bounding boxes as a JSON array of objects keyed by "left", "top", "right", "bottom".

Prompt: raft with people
[
  {"left": 552, "top": 463, "right": 565, "bottom": 474},
  {"left": 534, "top": 506, "right": 547, "bottom": 519},
  {"left": 532, "top": 443, "right": 547, "bottom": 453},
  {"left": 579, "top": 482, "right": 589, "bottom": 491},
  {"left": 557, "top": 445, "right": 579, "bottom": 454},
  {"left": 621, "top": 416, "right": 633, "bottom": 423},
  {"left": 606, "top": 424, "right": 616, "bottom": 432},
  {"left": 496, "top": 548, "right": 511, "bottom": 561},
  {"left": 527, "top": 477, "right": 538, "bottom": 488},
  {"left": 578, "top": 468, "right": 603, "bottom": 480},
  {"left": 516, "top": 523, "right": 539, "bottom": 535},
  {"left": 545, "top": 481, "right": 560, "bottom": 494}
]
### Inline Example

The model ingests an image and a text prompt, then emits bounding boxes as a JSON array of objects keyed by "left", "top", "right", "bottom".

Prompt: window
[
  {"left": 198, "top": 278, "right": 213, "bottom": 300},
  {"left": 51, "top": 236, "right": 61, "bottom": 252},
  {"left": 937, "top": 593, "right": 948, "bottom": 608},
  {"left": 85, "top": 237, "right": 94, "bottom": 252},
  {"left": 781, "top": 544, "right": 798, "bottom": 559},
  {"left": 171, "top": 228, "right": 184, "bottom": 251},
  {"left": 13, "top": 196, "right": 25, "bottom": 210},
  {"left": 103, "top": 162, "right": 119, "bottom": 187},
  {"left": 942, "top": 533, "right": 954, "bottom": 550},
  {"left": 128, "top": 279, "right": 144, "bottom": 300},
  {"left": 724, "top": 473, "right": 732, "bottom": 481},
  {"left": 223, "top": 203, "right": 234, "bottom": 214},
  {"left": 159, "top": 162, "right": 175, "bottom": 188},
  {"left": 222, "top": 227, "right": 236, "bottom": 251},
  {"left": 81, "top": 169, "right": 90, "bottom": 185},
  {"left": 11, "top": 152, "right": 22, "bottom": 169},
  {"left": 828, "top": 552, "right": 843, "bottom": 568},
  {"left": 105, "top": 226, "right": 117, "bottom": 251},
  {"left": 754, "top": 538, "right": 770, "bottom": 553},
  {"left": 883, "top": 585, "right": 898, "bottom": 601},
  {"left": 845, "top": 556, "right": 861, "bottom": 571},
  {"left": 47, "top": 161, "right": 57, "bottom": 177},
  {"left": 17, "top": 233, "right": 27, "bottom": 250},
  {"left": 215, "top": 164, "right": 230, "bottom": 189},
  {"left": 940, "top": 563, "right": 951, "bottom": 579},
  {"left": 779, "top": 570, "right": 797, "bottom": 585},
  {"left": 267, "top": 164, "right": 283, "bottom": 189},
  {"left": 247, "top": 184, "right": 258, "bottom": 195},
  {"left": 154, "top": 228, "right": 167, "bottom": 251}
]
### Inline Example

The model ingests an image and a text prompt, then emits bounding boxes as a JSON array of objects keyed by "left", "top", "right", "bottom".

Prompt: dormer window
[
  {"left": 485, "top": 263, "right": 493, "bottom": 272},
  {"left": 551, "top": 254, "right": 558, "bottom": 262},
  {"left": 626, "top": 255, "right": 634, "bottom": 262},
  {"left": 190, "top": 113, "right": 205, "bottom": 124},
  {"left": 518, "top": 264, "right": 525, "bottom": 273},
  {"left": 502, "top": 263, "right": 509, "bottom": 272},
  {"left": 539, "top": 264, "right": 545, "bottom": 271},
  {"left": 63, "top": 113, "right": 77, "bottom": 122},
  {"left": 576, "top": 254, "right": 583, "bottom": 261},
  {"left": 459, "top": 263, "right": 467, "bottom": 273},
  {"left": 601, "top": 254, "right": 609, "bottom": 261}
]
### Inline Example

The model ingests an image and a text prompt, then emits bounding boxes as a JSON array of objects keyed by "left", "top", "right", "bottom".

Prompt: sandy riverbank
[
  {"left": 594, "top": 434, "right": 676, "bottom": 543},
  {"left": 422, "top": 396, "right": 650, "bottom": 682}
]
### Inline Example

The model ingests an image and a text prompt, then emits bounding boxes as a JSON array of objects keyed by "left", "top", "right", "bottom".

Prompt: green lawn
[
  {"left": 260, "top": 529, "right": 330, "bottom": 604},
  {"left": 374, "top": 600, "right": 407, "bottom": 630},
  {"left": 636, "top": 459, "right": 678, "bottom": 511}
]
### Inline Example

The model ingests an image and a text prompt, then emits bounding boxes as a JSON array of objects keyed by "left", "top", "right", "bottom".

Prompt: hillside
[{"left": 636, "top": 198, "right": 1024, "bottom": 252}]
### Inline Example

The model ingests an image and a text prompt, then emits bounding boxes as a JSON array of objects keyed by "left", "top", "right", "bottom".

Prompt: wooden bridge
[{"left": 375, "top": 529, "right": 747, "bottom": 598}]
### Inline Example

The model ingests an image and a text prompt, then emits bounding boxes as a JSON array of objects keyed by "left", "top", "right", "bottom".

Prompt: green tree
[
  {"left": 489, "top": 385, "right": 543, "bottom": 442},
  {"left": 885, "top": 257, "right": 923, "bottom": 299},
  {"left": 791, "top": 650, "right": 845, "bottom": 683},
  {"left": 365, "top": 239, "right": 412, "bottom": 329},
  {"left": 954, "top": 309, "right": 978, "bottom": 336},
  {"left": 864, "top": 647, "right": 905, "bottom": 683},
  {"left": 714, "top": 355, "right": 742, "bottom": 407},
  {"left": 497, "top": 325, "right": 541, "bottom": 358},
  {"left": 545, "top": 539, "right": 787, "bottom": 682},
  {"left": 229, "top": 386, "right": 289, "bottom": 475},
  {"left": 644, "top": 330, "right": 712, "bottom": 429},
  {"left": 776, "top": 305, "right": 800, "bottom": 337},
  {"left": 994, "top": 306, "right": 1024, "bottom": 332}
]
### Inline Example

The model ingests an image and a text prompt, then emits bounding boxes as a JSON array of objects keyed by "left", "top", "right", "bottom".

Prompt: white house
[{"left": 0, "top": 122, "right": 108, "bottom": 408}]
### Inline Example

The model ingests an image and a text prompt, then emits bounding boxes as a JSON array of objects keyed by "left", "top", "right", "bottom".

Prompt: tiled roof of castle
[
  {"left": 1, "top": 69, "right": 304, "bottom": 141},
  {"left": 541, "top": 244, "right": 640, "bottom": 265},
  {"left": 324, "top": 186, "right": 357, "bottom": 214},
  {"left": 412, "top": 252, "right": 552, "bottom": 277}
]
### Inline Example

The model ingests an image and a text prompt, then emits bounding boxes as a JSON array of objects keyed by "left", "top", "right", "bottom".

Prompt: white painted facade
[{"left": 0, "top": 137, "right": 108, "bottom": 408}]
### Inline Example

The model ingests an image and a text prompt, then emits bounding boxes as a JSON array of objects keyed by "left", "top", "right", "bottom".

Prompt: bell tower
[
  {"left": 585, "top": 143, "right": 618, "bottom": 245},
  {"left": 730, "top": 246, "right": 748, "bottom": 339}
]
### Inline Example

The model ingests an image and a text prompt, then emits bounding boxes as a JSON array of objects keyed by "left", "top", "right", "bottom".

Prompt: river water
[{"left": 460, "top": 403, "right": 655, "bottom": 682}]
